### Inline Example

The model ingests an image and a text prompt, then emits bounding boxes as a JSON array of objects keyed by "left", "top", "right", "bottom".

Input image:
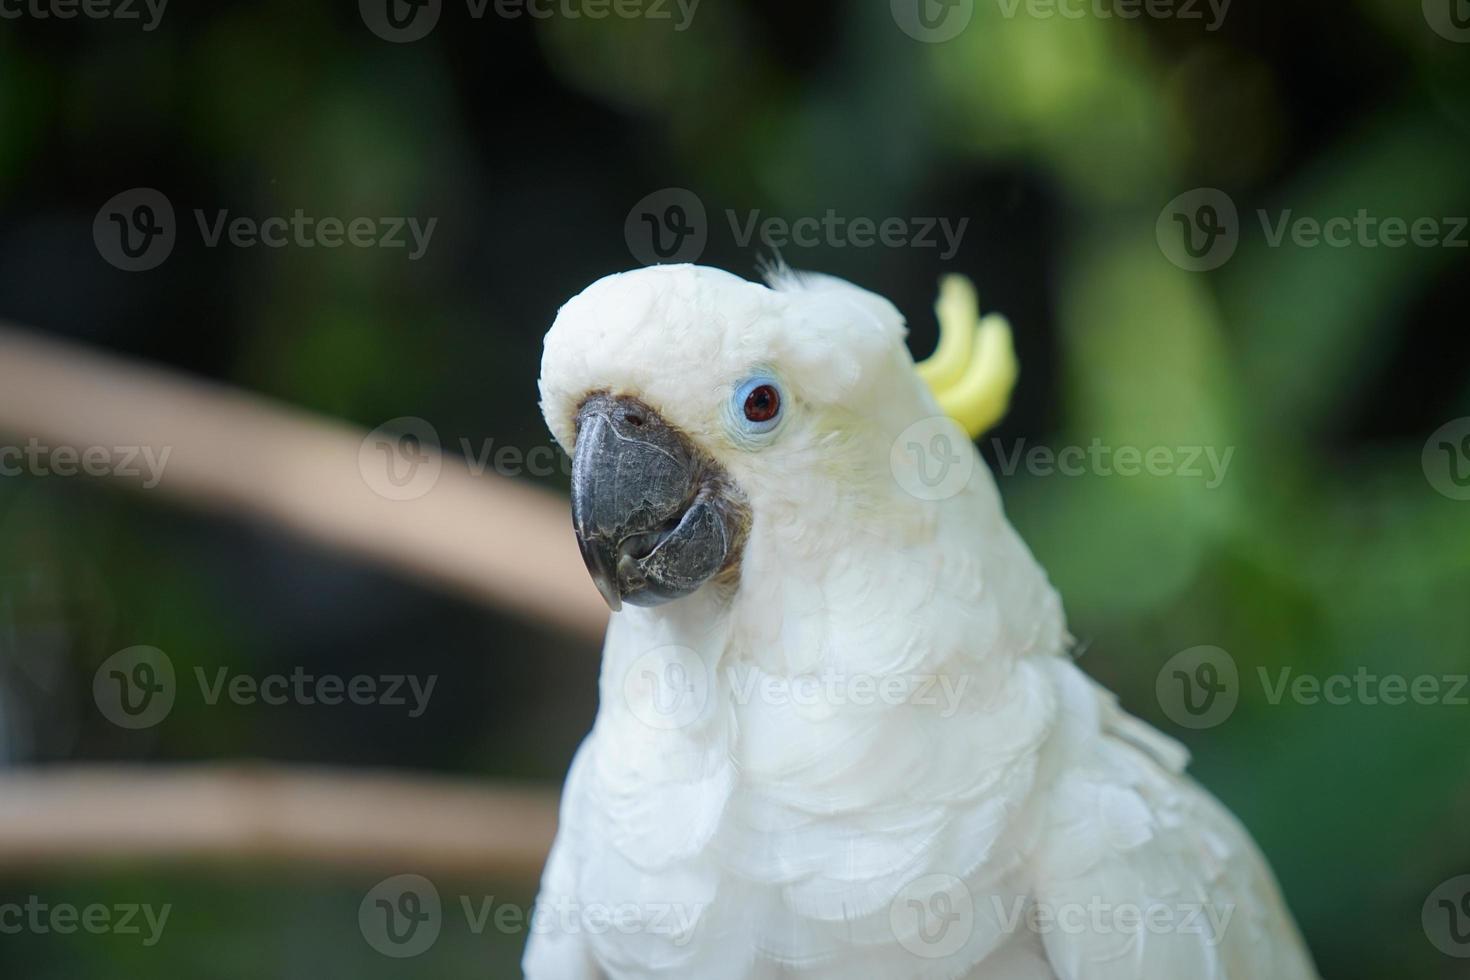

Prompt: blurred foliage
[{"left": 1, "top": 0, "right": 1469, "bottom": 977}]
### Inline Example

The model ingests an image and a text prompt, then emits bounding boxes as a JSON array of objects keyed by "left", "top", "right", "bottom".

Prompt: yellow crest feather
[{"left": 915, "top": 274, "right": 1018, "bottom": 438}]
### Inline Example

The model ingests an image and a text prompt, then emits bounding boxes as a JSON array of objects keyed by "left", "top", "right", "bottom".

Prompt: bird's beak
[{"left": 570, "top": 393, "right": 746, "bottom": 611}]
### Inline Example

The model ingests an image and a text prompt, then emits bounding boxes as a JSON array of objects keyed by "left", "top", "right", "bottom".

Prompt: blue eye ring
[{"left": 730, "top": 375, "right": 785, "bottom": 439}]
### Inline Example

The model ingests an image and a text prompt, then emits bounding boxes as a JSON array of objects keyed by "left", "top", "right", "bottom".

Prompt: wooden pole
[
  {"left": 0, "top": 325, "right": 608, "bottom": 642},
  {"left": 0, "top": 764, "right": 558, "bottom": 881}
]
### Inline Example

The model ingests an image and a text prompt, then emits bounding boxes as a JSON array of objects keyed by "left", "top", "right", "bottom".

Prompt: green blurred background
[{"left": 1, "top": 0, "right": 1468, "bottom": 976}]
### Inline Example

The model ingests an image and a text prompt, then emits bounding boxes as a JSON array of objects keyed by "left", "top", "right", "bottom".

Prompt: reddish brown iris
[{"left": 743, "top": 384, "right": 780, "bottom": 423}]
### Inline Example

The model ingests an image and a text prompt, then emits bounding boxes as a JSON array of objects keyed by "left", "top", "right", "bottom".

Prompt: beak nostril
[{"left": 624, "top": 413, "right": 645, "bottom": 428}]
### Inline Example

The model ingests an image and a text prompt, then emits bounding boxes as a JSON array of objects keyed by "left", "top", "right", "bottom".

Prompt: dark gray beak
[{"left": 570, "top": 393, "right": 745, "bottom": 611}]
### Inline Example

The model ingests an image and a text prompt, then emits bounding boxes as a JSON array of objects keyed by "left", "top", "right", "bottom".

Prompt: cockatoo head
[{"left": 539, "top": 263, "right": 930, "bottom": 611}]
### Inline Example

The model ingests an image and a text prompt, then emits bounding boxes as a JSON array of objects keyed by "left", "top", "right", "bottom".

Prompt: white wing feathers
[{"left": 1032, "top": 663, "right": 1318, "bottom": 980}]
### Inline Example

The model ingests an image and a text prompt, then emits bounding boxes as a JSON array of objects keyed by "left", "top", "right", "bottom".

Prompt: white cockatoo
[{"left": 527, "top": 264, "right": 1318, "bottom": 980}]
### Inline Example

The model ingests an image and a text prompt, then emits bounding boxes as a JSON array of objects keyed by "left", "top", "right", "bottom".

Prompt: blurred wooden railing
[
  {"left": 0, "top": 324, "right": 608, "bottom": 639},
  {"left": 0, "top": 765, "right": 559, "bottom": 880},
  {"left": 0, "top": 324, "right": 609, "bottom": 879}
]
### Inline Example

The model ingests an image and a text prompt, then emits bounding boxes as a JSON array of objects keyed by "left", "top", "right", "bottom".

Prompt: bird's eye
[
  {"left": 744, "top": 384, "right": 780, "bottom": 423},
  {"left": 731, "top": 376, "right": 784, "bottom": 438}
]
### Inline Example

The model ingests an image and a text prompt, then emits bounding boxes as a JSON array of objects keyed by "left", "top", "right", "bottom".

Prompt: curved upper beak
[{"left": 570, "top": 393, "right": 744, "bottom": 611}]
